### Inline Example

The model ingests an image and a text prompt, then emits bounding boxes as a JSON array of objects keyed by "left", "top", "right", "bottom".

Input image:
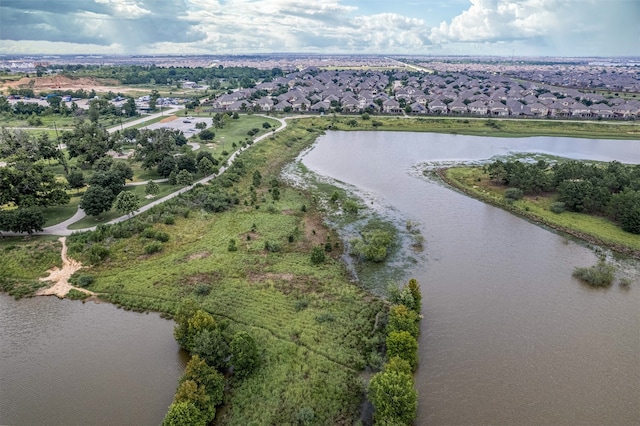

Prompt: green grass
[
  {"left": 52, "top": 120, "right": 385, "bottom": 424},
  {"left": 0, "top": 238, "right": 62, "bottom": 280},
  {"left": 444, "top": 166, "right": 640, "bottom": 256},
  {"left": 68, "top": 182, "right": 182, "bottom": 229}
]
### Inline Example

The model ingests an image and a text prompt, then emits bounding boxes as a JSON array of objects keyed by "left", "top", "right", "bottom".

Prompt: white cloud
[
  {"left": 94, "top": 0, "right": 151, "bottom": 18},
  {"left": 429, "top": 0, "right": 556, "bottom": 43},
  {"left": 428, "top": 0, "right": 639, "bottom": 55}
]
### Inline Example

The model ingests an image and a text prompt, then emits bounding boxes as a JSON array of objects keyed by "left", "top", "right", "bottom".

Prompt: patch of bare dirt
[
  {"left": 303, "top": 214, "right": 328, "bottom": 246},
  {"left": 2, "top": 75, "right": 135, "bottom": 93},
  {"left": 36, "top": 237, "right": 94, "bottom": 298},
  {"left": 160, "top": 115, "right": 178, "bottom": 123}
]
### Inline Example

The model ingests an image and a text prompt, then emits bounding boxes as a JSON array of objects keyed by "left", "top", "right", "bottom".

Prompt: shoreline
[{"left": 435, "top": 168, "right": 640, "bottom": 260}]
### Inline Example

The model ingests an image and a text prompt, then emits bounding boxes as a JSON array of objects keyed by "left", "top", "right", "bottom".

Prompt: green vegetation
[
  {"left": 369, "top": 278, "right": 422, "bottom": 425},
  {"left": 443, "top": 162, "right": 640, "bottom": 258},
  {"left": 573, "top": 261, "right": 616, "bottom": 287},
  {"left": 350, "top": 219, "right": 397, "bottom": 263},
  {"left": 41, "top": 119, "right": 388, "bottom": 424},
  {"left": 0, "top": 238, "right": 60, "bottom": 298}
]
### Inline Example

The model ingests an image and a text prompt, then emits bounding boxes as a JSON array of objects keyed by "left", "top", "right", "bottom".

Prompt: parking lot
[{"left": 143, "top": 116, "right": 213, "bottom": 139}]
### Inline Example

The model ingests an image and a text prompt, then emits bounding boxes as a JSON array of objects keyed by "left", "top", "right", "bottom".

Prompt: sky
[{"left": 0, "top": 0, "right": 638, "bottom": 57}]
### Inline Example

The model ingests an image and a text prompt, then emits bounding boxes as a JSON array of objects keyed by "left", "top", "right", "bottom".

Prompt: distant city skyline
[{"left": 1, "top": 0, "right": 638, "bottom": 57}]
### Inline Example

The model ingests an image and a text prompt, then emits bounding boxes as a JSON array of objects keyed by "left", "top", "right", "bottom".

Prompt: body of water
[
  {"left": 0, "top": 295, "right": 186, "bottom": 425},
  {"left": 301, "top": 131, "right": 640, "bottom": 425}
]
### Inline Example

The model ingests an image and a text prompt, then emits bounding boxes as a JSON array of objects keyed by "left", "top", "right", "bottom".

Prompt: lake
[
  {"left": 0, "top": 295, "right": 186, "bottom": 425},
  {"left": 300, "top": 131, "right": 640, "bottom": 425}
]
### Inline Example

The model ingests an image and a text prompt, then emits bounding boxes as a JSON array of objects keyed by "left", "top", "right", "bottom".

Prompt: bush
[
  {"left": 194, "top": 284, "right": 211, "bottom": 296},
  {"left": 88, "top": 244, "right": 110, "bottom": 264},
  {"left": 75, "top": 275, "right": 95, "bottom": 288},
  {"left": 162, "top": 401, "right": 207, "bottom": 426},
  {"left": 228, "top": 239, "right": 237, "bottom": 252},
  {"left": 310, "top": 246, "right": 326, "bottom": 264},
  {"left": 144, "top": 242, "right": 163, "bottom": 254},
  {"left": 66, "top": 289, "right": 89, "bottom": 300},
  {"left": 550, "top": 201, "right": 566, "bottom": 214},
  {"left": 572, "top": 261, "right": 615, "bottom": 287},
  {"left": 505, "top": 188, "right": 523, "bottom": 201},
  {"left": 386, "top": 331, "right": 418, "bottom": 371},
  {"left": 387, "top": 304, "right": 420, "bottom": 339},
  {"left": 155, "top": 232, "right": 170, "bottom": 242},
  {"left": 264, "top": 240, "right": 281, "bottom": 253},
  {"left": 368, "top": 369, "right": 417, "bottom": 425},
  {"left": 229, "top": 331, "right": 260, "bottom": 379}
]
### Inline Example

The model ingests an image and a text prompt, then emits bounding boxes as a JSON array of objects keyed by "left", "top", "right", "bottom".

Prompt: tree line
[
  {"left": 484, "top": 159, "right": 640, "bottom": 234},
  {"left": 163, "top": 300, "right": 261, "bottom": 426},
  {"left": 47, "top": 64, "right": 276, "bottom": 87},
  {"left": 368, "top": 279, "right": 422, "bottom": 425}
]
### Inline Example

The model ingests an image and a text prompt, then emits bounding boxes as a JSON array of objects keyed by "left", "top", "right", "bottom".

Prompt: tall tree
[
  {"left": 114, "top": 191, "right": 139, "bottom": 215},
  {"left": 79, "top": 185, "right": 115, "bottom": 217}
]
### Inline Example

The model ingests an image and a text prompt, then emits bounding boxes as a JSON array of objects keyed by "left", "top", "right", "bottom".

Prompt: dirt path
[{"left": 36, "top": 237, "right": 94, "bottom": 298}]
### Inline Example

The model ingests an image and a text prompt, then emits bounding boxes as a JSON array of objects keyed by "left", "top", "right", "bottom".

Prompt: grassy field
[
  {"left": 442, "top": 166, "right": 640, "bottom": 258},
  {"left": 1, "top": 119, "right": 388, "bottom": 424},
  {"left": 59, "top": 120, "right": 387, "bottom": 424}
]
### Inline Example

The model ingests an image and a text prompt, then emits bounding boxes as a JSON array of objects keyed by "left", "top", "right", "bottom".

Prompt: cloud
[
  {"left": 184, "top": 1, "right": 432, "bottom": 53},
  {"left": 1, "top": 0, "right": 636, "bottom": 56},
  {"left": 429, "top": 0, "right": 639, "bottom": 55},
  {"left": 0, "top": 0, "right": 206, "bottom": 51}
]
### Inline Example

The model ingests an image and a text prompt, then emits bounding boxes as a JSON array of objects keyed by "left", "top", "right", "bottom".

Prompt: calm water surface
[
  {"left": 301, "top": 131, "right": 640, "bottom": 425},
  {"left": 0, "top": 295, "right": 186, "bottom": 425}
]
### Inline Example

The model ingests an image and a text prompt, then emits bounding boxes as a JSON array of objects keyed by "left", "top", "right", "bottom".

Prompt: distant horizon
[
  {"left": 1, "top": 1, "right": 638, "bottom": 58},
  {"left": 1, "top": 53, "right": 639, "bottom": 60}
]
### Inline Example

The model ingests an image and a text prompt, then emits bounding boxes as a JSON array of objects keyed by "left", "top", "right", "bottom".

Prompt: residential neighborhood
[{"left": 201, "top": 66, "right": 640, "bottom": 119}]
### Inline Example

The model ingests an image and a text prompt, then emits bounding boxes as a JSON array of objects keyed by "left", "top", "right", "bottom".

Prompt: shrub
[
  {"left": 162, "top": 401, "right": 207, "bottom": 426},
  {"left": 229, "top": 331, "right": 260, "bottom": 379},
  {"left": 386, "top": 331, "right": 418, "bottom": 371},
  {"left": 294, "top": 298, "right": 309, "bottom": 311},
  {"left": 88, "top": 244, "right": 110, "bottom": 264},
  {"left": 164, "top": 215, "right": 176, "bottom": 225},
  {"left": 154, "top": 232, "right": 170, "bottom": 242},
  {"left": 387, "top": 304, "right": 420, "bottom": 339},
  {"left": 368, "top": 369, "right": 417, "bottom": 425},
  {"left": 264, "top": 240, "right": 282, "bottom": 253},
  {"left": 550, "top": 201, "right": 566, "bottom": 214},
  {"left": 194, "top": 284, "right": 211, "bottom": 296},
  {"left": 310, "top": 246, "right": 326, "bottom": 264},
  {"left": 296, "top": 407, "right": 315, "bottom": 425},
  {"left": 505, "top": 187, "right": 523, "bottom": 201},
  {"left": 66, "top": 289, "right": 89, "bottom": 300},
  {"left": 144, "top": 242, "right": 163, "bottom": 255},
  {"left": 572, "top": 261, "right": 615, "bottom": 287},
  {"left": 76, "top": 275, "right": 95, "bottom": 288},
  {"left": 228, "top": 239, "right": 237, "bottom": 252}
]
